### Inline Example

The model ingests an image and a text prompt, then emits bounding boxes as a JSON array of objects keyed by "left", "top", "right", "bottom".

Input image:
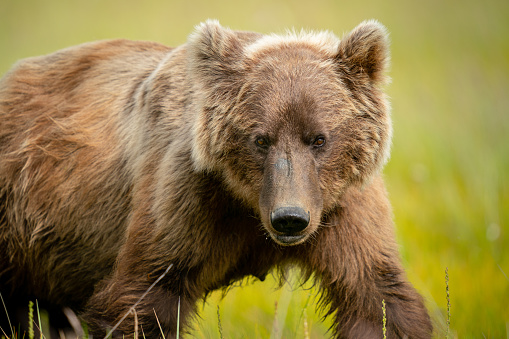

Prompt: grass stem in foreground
[
  {"left": 445, "top": 267, "right": 450, "bottom": 338},
  {"left": 216, "top": 305, "right": 223, "bottom": 339},
  {"left": 28, "top": 301, "right": 34, "bottom": 339},
  {"left": 176, "top": 296, "right": 180, "bottom": 339},
  {"left": 382, "top": 299, "right": 387, "bottom": 339}
]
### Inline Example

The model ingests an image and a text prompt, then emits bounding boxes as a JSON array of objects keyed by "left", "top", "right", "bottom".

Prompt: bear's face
[{"left": 188, "top": 21, "right": 391, "bottom": 246}]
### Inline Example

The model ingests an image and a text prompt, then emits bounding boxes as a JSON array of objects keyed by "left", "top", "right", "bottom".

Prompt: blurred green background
[{"left": 1, "top": 0, "right": 507, "bottom": 337}]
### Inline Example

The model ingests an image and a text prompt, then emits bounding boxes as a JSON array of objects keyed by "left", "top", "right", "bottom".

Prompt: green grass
[
  {"left": 1, "top": 0, "right": 508, "bottom": 337},
  {"left": 190, "top": 277, "right": 332, "bottom": 338}
]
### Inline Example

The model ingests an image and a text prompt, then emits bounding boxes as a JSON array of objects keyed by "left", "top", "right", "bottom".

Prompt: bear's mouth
[{"left": 272, "top": 233, "right": 307, "bottom": 246}]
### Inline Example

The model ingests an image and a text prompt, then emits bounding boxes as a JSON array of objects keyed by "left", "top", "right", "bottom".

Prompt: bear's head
[{"left": 187, "top": 20, "right": 391, "bottom": 246}]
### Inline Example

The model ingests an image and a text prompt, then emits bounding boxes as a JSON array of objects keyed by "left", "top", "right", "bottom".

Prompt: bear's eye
[
  {"left": 312, "top": 136, "right": 326, "bottom": 148},
  {"left": 255, "top": 137, "right": 270, "bottom": 149}
]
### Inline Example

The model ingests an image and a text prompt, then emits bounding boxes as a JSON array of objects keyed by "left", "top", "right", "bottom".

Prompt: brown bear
[{"left": 0, "top": 20, "right": 432, "bottom": 338}]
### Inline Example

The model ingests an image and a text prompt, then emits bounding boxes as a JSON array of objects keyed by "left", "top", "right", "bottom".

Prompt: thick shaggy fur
[{"left": 0, "top": 20, "right": 432, "bottom": 338}]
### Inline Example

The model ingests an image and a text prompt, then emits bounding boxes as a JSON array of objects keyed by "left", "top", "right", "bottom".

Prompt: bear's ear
[
  {"left": 187, "top": 20, "right": 244, "bottom": 86},
  {"left": 336, "top": 20, "right": 390, "bottom": 84},
  {"left": 187, "top": 20, "right": 246, "bottom": 173}
]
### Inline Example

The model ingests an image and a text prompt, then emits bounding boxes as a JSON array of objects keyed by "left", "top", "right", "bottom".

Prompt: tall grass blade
[
  {"left": 63, "top": 307, "right": 83, "bottom": 337},
  {"left": 153, "top": 309, "right": 165, "bottom": 339},
  {"left": 271, "top": 276, "right": 293, "bottom": 339},
  {"left": 0, "top": 293, "right": 14, "bottom": 339},
  {"left": 35, "top": 301, "right": 42, "bottom": 339},
  {"left": 140, "top": 323, "right": 146, "bottom": 339},
  {"left": 382, "top": 299, "right": 387, "bottom": 339},
  {"left": 445, "top": 267, "right": 451, "bottom": 339},
  {"left": 271, "top": 301, "right": 279, "bottom": 339},
  {"left": 498, "top": 264, "right": 509, "bottom": 282},
  {"left": 295, "top": 292, "right": 312, "bottom": 338},
  {"left": 133, "top": 308, "right": 138, "bottom": 339},
  {"left": 0, "top": 326, "right": 9, "bottom": 339},
  {"left": 31, "top": 319, "right": 46, "bottom": 339},
  {"left": 176, "top": 296, "right": 180, "bottom": 339},
  {"left": 216, "top": 305, "right": 223, "bottom": 339}
]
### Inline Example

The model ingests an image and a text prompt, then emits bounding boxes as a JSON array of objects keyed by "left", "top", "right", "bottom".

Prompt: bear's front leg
[
  {"left": 83, "top": 262, "right": 201, "bottom": 338},
  {"left": 299, "top": 182, "right": 432, "bottom": 338},
  {"left": 308, "top": 247, "right": 433, "bottom": 339}
]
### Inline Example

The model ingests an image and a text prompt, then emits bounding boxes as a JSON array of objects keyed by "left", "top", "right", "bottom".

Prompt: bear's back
[{"left": 0, "top": 40, "right": 173, "bottom": 306}]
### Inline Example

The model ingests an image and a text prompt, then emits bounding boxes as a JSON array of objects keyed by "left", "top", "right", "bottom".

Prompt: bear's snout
[
  {"left": 270, "top": 206, "right": 309, "bottom": 234},
  {"left": 270, "top": 206, "right": 310, "bottom": 245},
  {"left": 258, "top": 147, "right": 322, "bottom": 246}
]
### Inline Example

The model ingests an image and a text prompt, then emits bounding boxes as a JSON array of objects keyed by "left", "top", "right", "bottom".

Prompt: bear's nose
[{"left": 270, "top": 207, "right": 310, "bottom": 234}]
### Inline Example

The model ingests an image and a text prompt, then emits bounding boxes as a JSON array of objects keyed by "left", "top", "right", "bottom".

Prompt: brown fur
[{"left": 0, "top": 20, "right": 432, "bottom": 338}]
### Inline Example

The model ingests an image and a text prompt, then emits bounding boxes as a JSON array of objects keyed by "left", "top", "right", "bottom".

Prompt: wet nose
[{"left": 270, "top": 207, "right": 310, "bottom": 234}]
